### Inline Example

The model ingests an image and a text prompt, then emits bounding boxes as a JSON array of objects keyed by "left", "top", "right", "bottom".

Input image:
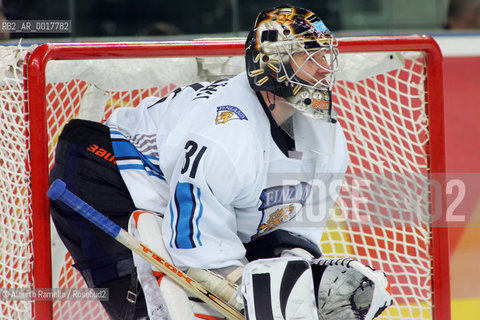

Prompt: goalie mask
[{"left": 245, "top": 5, "right": 339, "bottom": 122}]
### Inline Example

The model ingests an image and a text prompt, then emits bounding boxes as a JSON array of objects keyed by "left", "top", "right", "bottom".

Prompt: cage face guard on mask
[{"left": 245, "top": 5, "right": 339, "bottom": 122}]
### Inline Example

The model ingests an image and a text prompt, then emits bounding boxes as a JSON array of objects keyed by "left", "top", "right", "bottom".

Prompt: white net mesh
[
  {"left": 0, "top": 41, "right": 439, "bottom": 319},
  {"left": 0, "top": 45, "right": 34, "bottom": 320},
  {"left": 322, "top": 52, "right": 433, "bottom": 319}
]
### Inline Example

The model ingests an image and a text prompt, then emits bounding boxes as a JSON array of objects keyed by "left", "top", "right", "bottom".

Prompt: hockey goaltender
[{"left": 49, "top": 4, "right": 393, "bottom": 320}]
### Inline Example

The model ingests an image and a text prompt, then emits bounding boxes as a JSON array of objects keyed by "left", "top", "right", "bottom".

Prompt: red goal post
[{"left": 22, "top": 35, "right": 450, "bottom": 319}]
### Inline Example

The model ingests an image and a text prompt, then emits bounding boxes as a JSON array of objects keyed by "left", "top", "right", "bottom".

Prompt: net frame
[{"left": 22, "top": 36, "right": 450, "bottom": 320}]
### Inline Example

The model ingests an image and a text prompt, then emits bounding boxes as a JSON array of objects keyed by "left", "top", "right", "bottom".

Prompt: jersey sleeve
[{"left": 162, "top": 132, "right": 263, "bottom": 270}]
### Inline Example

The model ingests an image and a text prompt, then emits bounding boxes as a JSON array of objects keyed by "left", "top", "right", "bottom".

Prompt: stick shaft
[{"left": 48, "top": 179, "right": 243, "bottom": 320}]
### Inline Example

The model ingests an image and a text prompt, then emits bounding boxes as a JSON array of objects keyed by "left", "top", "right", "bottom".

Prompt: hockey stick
[{"left": 47, "top": 179, "right": 244, "bottom": 320}]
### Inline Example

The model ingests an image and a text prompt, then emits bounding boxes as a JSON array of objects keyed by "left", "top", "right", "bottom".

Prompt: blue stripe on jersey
[
  {"left": 174, "top": 183, "right": 196, "bottom": 249},
  {"left": 111, "top": 138, "right": 165, "bottom": 180},
  {"left": 169, "top": 182, "right": 203, "bottom": 249},
  {"left": 195, "top": 188, "right": 203, "bottom": 246},
  {"left": 169, "top": 200, "right": 175, "bottom": 248}
]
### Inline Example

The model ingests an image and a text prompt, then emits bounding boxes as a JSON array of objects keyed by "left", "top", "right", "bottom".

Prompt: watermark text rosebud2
[
  {"left": 0, "top": 288, "right": 108, "bottom": 301},
  {"left": 273, "top": 172, "right": 476, "bottom": 228}
]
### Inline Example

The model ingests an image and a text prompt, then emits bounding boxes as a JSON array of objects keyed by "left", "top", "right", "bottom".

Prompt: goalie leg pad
[
  {"left": 128, "top": 210, "right": 196, "bottom": 320},
  {"left": 242, "top": 257, "right": 318, "bottom": 320}
]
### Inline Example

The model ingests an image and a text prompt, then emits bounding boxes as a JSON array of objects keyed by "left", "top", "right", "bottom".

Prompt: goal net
[{"left": 0, "top": 36, "right": 450, "bottom": 320}]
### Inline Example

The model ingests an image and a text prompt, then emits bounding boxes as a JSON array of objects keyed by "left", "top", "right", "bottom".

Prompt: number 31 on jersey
[{"left": 181, "top": 140, "right": 207, "bottom": 179}]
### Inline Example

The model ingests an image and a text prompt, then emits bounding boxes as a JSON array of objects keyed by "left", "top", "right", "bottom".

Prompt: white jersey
[{"left": 106, "top": 72, "right": 348, "bottom": 269}]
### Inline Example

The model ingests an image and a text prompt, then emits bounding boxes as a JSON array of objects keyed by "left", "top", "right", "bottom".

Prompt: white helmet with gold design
[{"left": 245, "top": 5, "right": 338, "bottom": 122}]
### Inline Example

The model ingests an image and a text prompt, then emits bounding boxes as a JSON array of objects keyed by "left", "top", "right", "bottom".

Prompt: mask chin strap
[
  {"left": 268, "top": 95, "right": 275, "bottom": 111},
  {"left": 267, "top": 85, "right": 277, "bottom": 111},
  {"left": 325, "top": 90, "right": 337, "bottom": 124}
]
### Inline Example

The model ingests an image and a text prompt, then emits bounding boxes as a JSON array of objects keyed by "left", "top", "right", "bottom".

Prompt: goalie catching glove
[{"left": 311, "top": 257, "right": 393, "bottom": 320}]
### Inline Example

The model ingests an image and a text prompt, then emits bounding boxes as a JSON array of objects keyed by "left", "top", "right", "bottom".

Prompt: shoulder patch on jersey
[
  {"left": 253, "top": 182, "right": 312, "bottom": 239},
  {"left": 215, "top": 105, "right": 248, "bottom": 125}
]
